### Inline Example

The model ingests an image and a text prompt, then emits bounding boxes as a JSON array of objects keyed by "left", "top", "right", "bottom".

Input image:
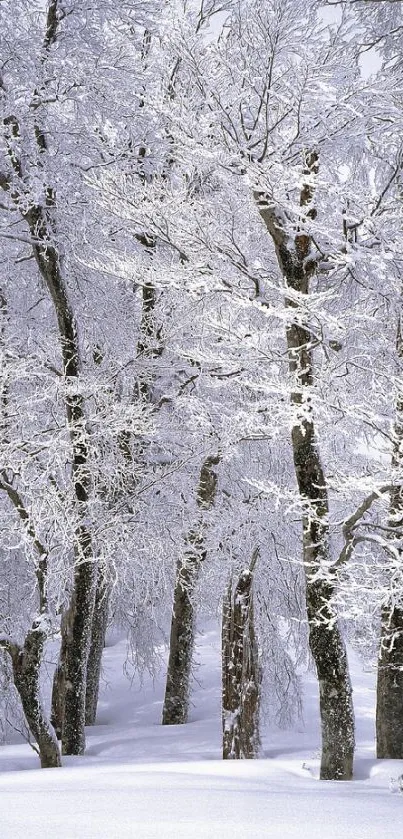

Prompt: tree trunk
[
  {"left": 51, "top": 604, "right": 73, "bottom": 740},
  {"left": 52, "top": 572, "right": 107, "bottom": 740},
  {"left": 2, "top": 207, "right": 95, "bottom": 757},
  {"left": 62, "top": 533, "right": 96, "bottom": 755},
  {"left": 10, "top": 630, "right": 61, "bottom": 768},
  {"left": 161, "top": 554, "right": 199, "bottom": 725},
  {"left": 376, "top": 602, "right": 403, "bottom": 758},
  {"left": 376, "top": 321, "right": 403, "bottom": 758},
  {"left": 85, "top": 569, "right": 110, "bottom": 726},
  {"left": 162, "top": 454, "right": 220, "bottom": 725},
  {"left": 254, "top": 153, "right": 355, "bottom": 780},
  {"left": 51, "top": 659, "right": 65, "bottom": 742},
  {"left": 222, "top": 558, "right": 260, "bottom": 760},
  {"left": 26, "top": 215, "right": 96, "bottom": 756},
  {"left": 0, "top": 475, "right": 61, "bottom": 767},
  {"left": 1, "top": 6, "right": 97, "bottom": 756}
]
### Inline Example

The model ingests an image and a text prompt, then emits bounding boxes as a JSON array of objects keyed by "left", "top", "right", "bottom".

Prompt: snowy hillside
[{"left": 0, "top": 626, "right": 402, "bottom": 838}]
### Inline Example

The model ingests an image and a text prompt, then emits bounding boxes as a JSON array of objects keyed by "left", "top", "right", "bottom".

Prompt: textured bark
[
  {"left": 376, "top": 602, "right": 403, "bottom": 758},
  {"left": 222, "top": 559, "right": 260, "bottom": 760},
  {"left": 19, "top": 215, "right": 96, "bottom": 757},
  {"left": 25, "top": 169, "right": 95, "bottom": 759},
  {"left": 50, "top": 604, "right": 73, "bottom": 740},
  {"left": 162, "top": 454, "right": 220, "bottom": 725},
  {"left": 254, "top": 153, "right": 355, "bottom": 780},
  {"left": 50, "top": 659, "right": 65, "bottom": 741},
  {"left": 376, "top": 321, "right": 403, "bottom": 758},
  {"left": 62, "top": 530, "right": 96, "bottom": 755},
  {"left": 161, "top": 554, "right": 198, "bottom": 725},
  {"left": 1, "top": 7, "right": 97, "bottom": 756},
  {"left": 0, "top": 475, "right": 61, "bottom": 767},
  {"left": 26, "top": 222, "right": 96, "bottom": 756},
  {"left": 85, "top": 569, "right": 110, "bottom": 726},
  {"left": 8, "top": 631, "right": 61, "bottom": 768}
]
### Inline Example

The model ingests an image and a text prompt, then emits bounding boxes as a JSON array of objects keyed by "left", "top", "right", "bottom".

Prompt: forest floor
[{"left": 0, "top": 623, "right": 402, "bottom": 837}]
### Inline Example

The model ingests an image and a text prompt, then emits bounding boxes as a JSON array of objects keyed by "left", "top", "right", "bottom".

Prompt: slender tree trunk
[
  {"left": 222, "top": 556, "right": 260, "bottom": 760},
  {"left": 0, "top": 3, "right": 97, "bottom": 756},
  {"left": 61, "top": 535, "right": 96, "bottom": 755},
  {"left": 376, "top": 601, "right": 403, "bottom": 758},
  {"left": 376, "top": 319, "right": 403, "bottom": 758},
  {"left": 162, "top": 454, "right": 220, "bottom": 725},
  {"left": 53, "top": 571, "right": 107, "bottom": 739},
  {"left": 22, "top": 220, "right": 96, "bottom": 756},
  {"left": 25, "top": 208, "right": 96, "bottom": 757},
  {"left": 0, "top": 477, "right": 61, "bottom": 767},
  {"left": 0, "top": 609, "right": 61, "bottom": 769},
  {"left": 51, "top": 663, "right": 64, "bottom": 741},
  {"left": 51, "top": 608, "right": 69, "bottom": 740},
  {"left": 4, "top": 630, "right": 62, "bottom": 768},
  {"left": 161, "top": 552, "right": 199, "bottom": 725},
  {"left": 85, "top": 569, "right": 110, "bottom": 726},
  {"left": 254, "top": 153, "right": 354, "bottom": 780}
]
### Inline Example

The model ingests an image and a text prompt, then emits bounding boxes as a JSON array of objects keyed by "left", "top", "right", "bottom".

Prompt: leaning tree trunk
[
  {"left": 222, "top": 556, "right": 260, "bottom": 760},
  {"left": 162, "top": 454, "right": 220, "bottom": 725},
  {"left": 376, "top": 317, "right": 403, "bottom": 758},
  {"left": 254, "top": 152, "right": 354, "bottom": 780},
  {"left": 0, "top": 476, "right": 61, "bottom": 767},
  {"left": 10, "top": 628, "right": 62, "bottom": 768}
]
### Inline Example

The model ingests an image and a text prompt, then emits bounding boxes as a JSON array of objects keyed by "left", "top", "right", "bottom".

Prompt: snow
[{"left": 0, "top": 627, "right": 402, "bottom": 838}]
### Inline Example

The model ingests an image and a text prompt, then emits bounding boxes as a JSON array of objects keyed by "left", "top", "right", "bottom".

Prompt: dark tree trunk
[
  {"left": 85, "top": 569, "right": 110, "bottom": 726},
  {"left": 51, "top": 604, "right": 73, "bottom": 740},
  {"left": 26, "top": 210, "right": 96, "bottom": 757},
  {"left": 51, "top": 659, "right": 65, "bottom": 742},
  {"left": 376, "top": 603, "right": 403, "bottom": 758},
  {"left": 0, "top": 478, "right": 61, "bottom": 768},
  {"left": 1, "top": 5, "right": 97, "bottom": 756},
  {"left": 161, "top": 554, "right": 199, "bottom": 726},
  {"left": 222, "top": 558, "right": 260, "bottom": 760},
  {"left": 376, "top": 322, "right": 403, "bottom": 758},
  {"left": 62, "top": 532, "right": 96, "bottom": 755},
  {"left": 254, "top": 153, "right": 355, "bottom": 780},
  {"left": 162, "top": 454, "right": 220, "bottom": 725},
  {"left": 9, "top": 630, "right": 61, "bottom": 768}
]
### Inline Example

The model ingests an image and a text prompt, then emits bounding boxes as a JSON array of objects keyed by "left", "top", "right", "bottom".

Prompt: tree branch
[
  {"left": 0, "top": 472, "right": 49, "bottom": 613},
  {"left": 334, "top": 484, "right": 395, "bottom": 568}
]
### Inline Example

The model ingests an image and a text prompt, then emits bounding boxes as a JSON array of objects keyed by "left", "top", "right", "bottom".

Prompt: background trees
[{"left": 1, "top": 0, "right": 402, "bottom": 778}]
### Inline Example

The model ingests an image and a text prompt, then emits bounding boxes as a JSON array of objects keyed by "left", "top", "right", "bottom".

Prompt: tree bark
[
  {"left": 3, "top": 630, "right": 62, "bottom": 768},
  {"left": 254, "top": 153, "right": 355, "bottom": 780},
  {"left": 162, "top": 454, "right": 220, "bottom": 725},
  {"left": 61, "top": 535, "right": 96, "bottom": 755},
  {"left": 222, "top": 557, "right": 260, "bottom": 760},
  {"left": 1, "top": 2, "right": 97, "bottom": 756},
  {"left": 0, "top": 476, "right": 61, "bottom": 767},
  {"left": 27, "top": 221, "right": 96, "bottom": 756},
  {"left": 376, "top": 601, "right": 403, "bottom": 758},
  {"left": 376, "top": 319, "right": 403, "bottom": 758},
  {"left": 85, "top": 569, "right": 110, "bottom": 726},
  {"left": 50, "top": 604, "right": 73, "bottom": 740}
]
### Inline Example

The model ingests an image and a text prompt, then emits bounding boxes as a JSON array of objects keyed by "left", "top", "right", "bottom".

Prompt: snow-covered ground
[{"left": 0, "top": 625, "right": 402, "bottom": 838}]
